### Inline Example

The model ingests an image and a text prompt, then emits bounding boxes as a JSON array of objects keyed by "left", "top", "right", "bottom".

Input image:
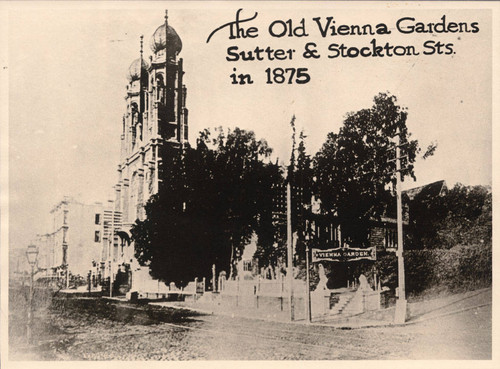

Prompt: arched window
[
  {"left": 129, "top": 172, "right": 137, "bottom": 222},
  {"left": 131, "top": 103, "right": 139, "bottom": 145},
  {"left": 156, "top": 74, "right": 164, "bottom": 101}
]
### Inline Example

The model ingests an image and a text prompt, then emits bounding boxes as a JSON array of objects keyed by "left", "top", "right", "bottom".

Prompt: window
[
  {"left": 385, "top": 228, "right": 397, "bottom": 249},
  {"left": 243, "top": 260, "right": 252, "bottom": 272},
  {"left": 94, "top": 231, "right": 101, "bottom": 243},
  {"left": 95, "top": 213, "right": 101, "bottom": 225}
]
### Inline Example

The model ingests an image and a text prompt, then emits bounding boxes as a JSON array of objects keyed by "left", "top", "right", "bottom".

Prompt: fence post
[
  {"left": 87, "top": 270, "right": 92, "bottom": 297},
  {"left": 236, "top": 276, "right": 239, "bottom": 307},
  {"left": 256, "top": 276, "right": 260, "bottom": 309},
  {"left": 212, "top": 264, "right": 216, "bottom": 292},
  {"left": 280, "top": 276, "right": 284, "bottom": 311},
  {"left": 194, "top": 277, "right": 198, "bottom": 300}
]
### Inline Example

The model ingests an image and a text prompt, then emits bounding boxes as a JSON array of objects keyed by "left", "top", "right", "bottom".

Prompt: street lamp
[
  {"left": 26, "top": 244, "right": 39, "bottom": 265},
  {"left": 25, "top": 244, "right": 39, "bottom": 344}
]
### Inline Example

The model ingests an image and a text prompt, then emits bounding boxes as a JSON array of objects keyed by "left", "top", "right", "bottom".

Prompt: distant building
[
  {"left": 9, "top": 248, "right": 29, "bottom": 282},
  {"left": 404, "top": 180, "right": 447, "bottom": 201},
  {"left": 237, "top": 234, "right": 258, "bottom": 280},
  {"left": 36, "top": 197, "right": 121, "bottom": 280},
  {"left": 271, "top": 182, "right": 401, "bottom": 252},
  {"left": 264, "top": 180, "right": 414, "bottom": 287}
]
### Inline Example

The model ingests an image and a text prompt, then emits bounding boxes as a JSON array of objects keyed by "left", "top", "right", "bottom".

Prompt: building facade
[
  {"left": 107, "top": 11, "right": 188, "bottom": 295},
  {"left": 36, "top": 196, "right": 119, "bottom": 282}
]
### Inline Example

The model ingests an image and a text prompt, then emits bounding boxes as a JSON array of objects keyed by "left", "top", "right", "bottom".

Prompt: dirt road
[{"left": 8, "top": 288, "right": 491, "bottom": 360}]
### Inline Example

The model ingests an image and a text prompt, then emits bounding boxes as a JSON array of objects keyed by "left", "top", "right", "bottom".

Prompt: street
[{"left": 8, "top": 288, "right": 491, "bottom": 360}]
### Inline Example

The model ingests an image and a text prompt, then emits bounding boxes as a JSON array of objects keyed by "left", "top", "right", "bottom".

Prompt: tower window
[
  {"left": 94, "top": 231, "right": 101, "bottom": 243},
  {"left": 95, "top": 214, "right": 101, "bottom": 225}
]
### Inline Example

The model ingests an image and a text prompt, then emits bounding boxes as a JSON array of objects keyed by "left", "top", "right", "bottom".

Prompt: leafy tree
[
  {"left": 198, "top": 127, "right": 274, "bottom": 279},
  {"left": 409, "top": 183, "right": 492, "bottom": 249},
  {"left": 253, "top": 161, "right": 285, "bottom": 279},
  {"left": 292, "top": 129, "right": 314, "bottom": 261},
  {"left": 131, "top": 127, "right": 276, "bottom": 286},
  {"left": 253, "top": 120, "right": 315, "bottom": 276},
  {"left": 313, "top": 93, "right": 422, "bottom": 247}
]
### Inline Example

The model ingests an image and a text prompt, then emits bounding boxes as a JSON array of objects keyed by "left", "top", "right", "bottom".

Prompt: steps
[
  {"left": 330, "top": 292, "right": 356, "bottom": 315},
  {"left": 341, "top": 290, "right": 365, "bottom": 316}
]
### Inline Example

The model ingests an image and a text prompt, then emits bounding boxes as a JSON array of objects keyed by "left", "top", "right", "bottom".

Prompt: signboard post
[{"left": 305, "top": 243, "right": 311, "bottom": 323}]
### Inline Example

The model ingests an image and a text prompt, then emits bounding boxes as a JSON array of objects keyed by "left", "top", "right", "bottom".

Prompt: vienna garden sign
[{"left": 311, "top": 246, "right": 376, "bottom": 263}]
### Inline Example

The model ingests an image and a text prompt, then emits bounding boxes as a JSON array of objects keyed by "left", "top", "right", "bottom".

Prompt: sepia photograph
[{"left": 0, "top": 1, "right": 496, "bottom": 364}]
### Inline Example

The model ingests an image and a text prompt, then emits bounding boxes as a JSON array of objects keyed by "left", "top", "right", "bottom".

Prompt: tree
[
  {"left": 293, "top": 129, "right": 314, "bottom": 260},
  {"left": 131, "top": 127, "right": 276, "bottom": 286},
  {"left": 409, "top": 183, "right": 492, "bottom": 249},
  {"left": 253, "top": 161, "right": 286, "bottom": 279},
  {"left": 253, "top": 119, "right": 315, "bottom": 277},
  {"left": 313, "top": 93, "right": 422, "bottom": 246}
]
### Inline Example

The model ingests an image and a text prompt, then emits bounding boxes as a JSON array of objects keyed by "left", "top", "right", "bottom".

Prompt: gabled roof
[{"left": 404, "top": 180, "right": 447, "bottom": 201}]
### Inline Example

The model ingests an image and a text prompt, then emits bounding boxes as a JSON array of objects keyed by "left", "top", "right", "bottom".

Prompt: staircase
[
  {"left": 340, "top": 289, "right": 365, "bottom": 316},
  {"left": 330, "top": 292, "right": 356, "bottom": 315}
]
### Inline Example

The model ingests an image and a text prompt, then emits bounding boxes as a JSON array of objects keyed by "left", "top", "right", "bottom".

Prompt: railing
[{"left": 222, "top": 277, "right": 307, "bottom": 297}]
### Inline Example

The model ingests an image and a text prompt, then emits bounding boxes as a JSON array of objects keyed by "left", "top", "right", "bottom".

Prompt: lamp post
[{"left": 25, "top": 244, "right": 39, "bottom": 344}]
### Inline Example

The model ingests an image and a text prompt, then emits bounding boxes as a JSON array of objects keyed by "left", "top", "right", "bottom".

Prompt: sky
[{"left": 3, "top": 2, "right": 493, "bottom": 250}]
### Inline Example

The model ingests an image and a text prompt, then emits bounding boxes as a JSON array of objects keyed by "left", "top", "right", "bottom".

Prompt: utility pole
[
  {"left": 305, "top": 240, "right": 312, "bottom": 323},
  {"left": 110, "top": 201, "right": 115, "bottom": 298},
  {"left": 287, "top": 114, "right": 296, "bottom": 322},
  {"left": 394, "top": 126, "right": 407, "bottom": 324},
  {"left": 287, "top": 181, "right": 295, "bottom": 321}
]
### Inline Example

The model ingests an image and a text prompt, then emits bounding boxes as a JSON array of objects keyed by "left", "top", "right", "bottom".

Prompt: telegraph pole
[
  {"left": 394, "top": 126, "right": 407, "bottom": 324},
  {"left": 287, "top": 181, "right": 295, "bottom": 321},
  {"left": 305, "top": 241, "right": 312, "bottom": 323}
]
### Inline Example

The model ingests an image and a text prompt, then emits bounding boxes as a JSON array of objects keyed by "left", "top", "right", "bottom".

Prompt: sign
[{"left": 311, "top": 246, "right": 376, "bottom": 262}]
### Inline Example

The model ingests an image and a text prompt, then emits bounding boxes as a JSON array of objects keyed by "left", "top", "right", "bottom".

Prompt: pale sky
[{"left": 3, "top": 3, "right": 492, "bottom": 250}]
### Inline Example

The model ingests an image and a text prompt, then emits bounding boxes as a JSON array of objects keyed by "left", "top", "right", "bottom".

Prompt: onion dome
[
  {"left": 150, "top": 23, "right": 182, "bottom": 55},
  {"left": 127, "top": 58, "right": 149, "bottom": 82}
]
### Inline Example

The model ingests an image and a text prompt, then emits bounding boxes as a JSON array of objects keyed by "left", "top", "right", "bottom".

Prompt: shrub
[{"left": 371, "top": 243, "right": 491, "bottom": 297}]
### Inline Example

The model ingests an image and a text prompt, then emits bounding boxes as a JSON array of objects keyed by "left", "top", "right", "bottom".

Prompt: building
[
  {"left": 9, "top": 248, "right": 30, "bottom": 286},
  {"left": 404, "top": 180, "right": 447, "bottom": 201},
  {"left": 266, "top": 180, "right": 411, "bottom": 287},
  {"left": 36, "top": 197, "right": 120, "bottom": 283},
  {"left": 105, "top": 11, "right": 188, "bottom": 295}
]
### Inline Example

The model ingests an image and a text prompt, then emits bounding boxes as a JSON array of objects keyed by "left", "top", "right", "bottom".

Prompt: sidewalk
[
  {"left": 150, "top": 287, "right": 492, "bottom": 329},
  {"left": 149, "top": 294, "right": 394, "bottom": 329}
]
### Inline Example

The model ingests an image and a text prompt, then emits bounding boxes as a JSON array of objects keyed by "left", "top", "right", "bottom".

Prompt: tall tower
[
  {"left": 110, "top": 11, "right": 188, "bottom": 295},
  {"left": 148, "top": 10, "right": 188, "bottom": 191}
]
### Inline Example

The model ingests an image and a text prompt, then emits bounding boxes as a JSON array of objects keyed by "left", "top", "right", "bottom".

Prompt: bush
[
  {"left": 373, "top": 252, "right": 398, "bottom": 289},
  {"left": 409, "top": 184, "right": 491, "bottom": 249},
  {"left": 404, "top": 250, "right": 439, "bottom": 295},
  {"left": 371, "top": 243, "right": 491, "bottom": 297}
]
